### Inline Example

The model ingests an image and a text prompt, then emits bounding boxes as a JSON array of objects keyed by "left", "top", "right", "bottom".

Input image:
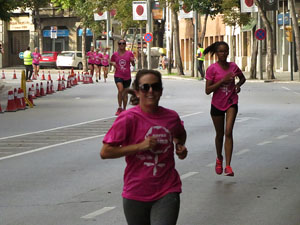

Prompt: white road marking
[
  {"left": 180, "top": 112, "right": 203, "bottom": 118},
  {"left": 0, "top": 116, "right": 116, "bottom": 141},
  {"left": 0, "top": 134, "right": 105, "bottom": 161},
  {"left": 236, "top": 117, "right": 259, "bottom": 123},
  {"left": 257, "top": 141, "right": 272, "bottom": 146},
  {"left": 206, "top": 163, "right": 215, "bottom": 167},
  {"left": 282, "top": 86, "right": 291, "bottom": 91},
  {"left": 276, "top": 135, "right": 288, "bottom": 139},
  {"left": 180, "top": 172, "right": 199, "bottom": 180},
  {"left": 75, "top": 97, "right": 81, "bottom": 100},
  {"left": 293, "top": 92, "right": 300, "bottom": 95},
  {"left": 293, "top": 128, "right": 300, "bottom": 133},
  {"left": 81, "top": 207, "right": 116, "bottom": 219},
  {"left": 235, "top": 149, "right": 250, "bottom": 156}
]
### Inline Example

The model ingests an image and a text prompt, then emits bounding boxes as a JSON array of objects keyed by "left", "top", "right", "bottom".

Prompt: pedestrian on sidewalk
[
  {"left": 204, "top": 41, "right": 246, "bottom": 176},
  {"left": 196, "top": 43, "right": 205, "bottom": 79},
  {"left": 110, "top": 39, "right": 135, "bottom": 116},
  {"left": 100, "top": 69, "right": 187, "bottom": 225},
  {"left": 32, "top": 47, "right": 42, "bottom": 79},
  {"left": 24, "top": 46, "right": 33, "bottom": 82}
]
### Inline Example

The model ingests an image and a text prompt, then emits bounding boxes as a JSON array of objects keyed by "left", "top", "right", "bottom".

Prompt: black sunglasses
[
  {"left": 118, "top": 42, "right": 126, "bottom": 45},
  {"left": 139, "top": 83, "right": 162, "bottom": 92}
]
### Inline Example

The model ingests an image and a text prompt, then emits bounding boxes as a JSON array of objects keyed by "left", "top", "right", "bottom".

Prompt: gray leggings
[{"left": 123, "top": 192, "right": 180, "bottom": 225}]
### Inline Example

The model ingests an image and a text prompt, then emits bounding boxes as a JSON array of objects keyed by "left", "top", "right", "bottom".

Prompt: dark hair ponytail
[{"left": 203, "top": 41, "right": 229, "bottom": 56}]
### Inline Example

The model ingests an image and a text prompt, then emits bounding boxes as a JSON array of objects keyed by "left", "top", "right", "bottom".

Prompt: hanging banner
[
  {"left": 152, "top": 1, "right": 164, "bottom": 20},
  {"left": 94, "top": 11, "right": 107, "bottom": 21},
  {"left": 240, "top": 0, "right": 258, "bottom": 13},
  {"left": 263, "top": 0, "right": 278, "bottom": 11},
  {"left": 179, "top": 4, "right": 193, "bottom": 19},
  {"left": 133, "top": 1, "right": 147, "bottom": 20}
]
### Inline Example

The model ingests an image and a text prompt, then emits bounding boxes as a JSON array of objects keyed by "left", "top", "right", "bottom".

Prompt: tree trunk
[
  {"left": 191, "top": 18, "right": 195, "bottom": 77},
  {"left": 171, "top": 7, "right": 184, "bottom": 75},
  {"left": 255, "top": 0, "right": 275, "bottom": 79},
  {"left": 250, "top": 37, "right": 258, "bottom": 79},
  {"left": 82, "top": 27, "right": 87, "bottom": 72},
  {"left": 289, "top": 0, "right": 300, "bottom": 80},
  {"left": 140, "top": 24, "right": 145, "bottom": 69},
  {"left": 122, "top": 29, "right": 128, "bottom": 39},
  {"left": 199, "top": 14, "right": 208, "bottom": 46},
  {"left": 167, "top": 28, "right": 173, "bottom": 74}
]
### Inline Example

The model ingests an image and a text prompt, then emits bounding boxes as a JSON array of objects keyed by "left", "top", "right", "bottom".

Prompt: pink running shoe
[
  {"left": 115, "top": 107, "right": 123, "bottom": 116},
  {"left": 224, "top": 166, "right": 234, "bottom": 176},
  {"left": 215, "top": 158, "right": 223, "bottom": 175}
]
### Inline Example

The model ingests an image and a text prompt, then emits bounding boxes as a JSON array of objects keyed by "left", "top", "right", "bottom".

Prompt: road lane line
[
  {"left": 276, "top": 135, "right": 288, "bottom": 139},
  {"left": 294, "top": 128, "right": 300, "bottom": 133},
  {"left": 180, "top": 112, "right": 203, "bottom": 118},
  {"left": 282, "top": 86, "right": 291, "bottom": 91},
  {"left": 81, "top": 207, "right": 116, "bottom": 219},
  {"left": 235, "top": 149, "right": 250, "bottom": 156},
  {"left": 257, "top": 141, "right": 272, "bottom": 146},
  {"left": 180, "top": 172, "right": 199, "bottom": 180},
  {"left": 0, "top": 116, "right": 116, "bottom": 141},
  {"left": 0, "top": 134, "right": 105, "bottom": 161}
]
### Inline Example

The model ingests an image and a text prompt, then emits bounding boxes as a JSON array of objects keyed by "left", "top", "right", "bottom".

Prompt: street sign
[
  {"left": 19, "top": 52, "right": 24, "bottom": 59},
  {"left": 51, "top": 26, "right": 57, "bottom": 39},
  {"left": 132, "top": 1, "right": 147, "bottom": 20},
  {"left": 255, "top": 29, "right": 266, "bottom": 40},
  {"left": 144, "top": 33, "right": 153, "bottom": 43}
]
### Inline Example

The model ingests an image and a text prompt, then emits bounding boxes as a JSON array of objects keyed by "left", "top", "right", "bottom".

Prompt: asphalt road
[{"left": 0, "top": 76, "right": 299, "bottom": 225}]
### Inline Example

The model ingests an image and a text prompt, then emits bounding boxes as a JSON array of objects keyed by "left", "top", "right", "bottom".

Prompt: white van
[{"left": 56, "top": 51, "right": 84, "bottom": 70}]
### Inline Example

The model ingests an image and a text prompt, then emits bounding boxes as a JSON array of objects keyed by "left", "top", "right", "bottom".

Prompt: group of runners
[{"left": 100, "top": 40, "right": 246, "bottom": 225}]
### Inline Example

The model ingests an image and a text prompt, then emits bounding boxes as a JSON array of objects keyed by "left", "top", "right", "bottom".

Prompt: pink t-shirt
[
  {"left": 111, "top": 51, "right": 134, "bottom": 80},
  {"left": 101, "top": 54, "right": 110, "bottom": 66},
  {"left": 94, "top": 53, "right": 103, "bottom": 65},
  {"left": 87, "top": 51, "right": 96, "bottom": 64},
  {"left": 32, "top": 52, "right": 41, "bottom": 64},
  {"left": 103, "top": 105, "right": 185, "bottom": 202},
  {"left": 205, "top": 62, "right": 243, "bottom": 111}
]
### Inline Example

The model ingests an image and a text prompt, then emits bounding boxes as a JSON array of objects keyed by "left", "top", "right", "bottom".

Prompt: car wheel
[{"left": 77, "top": 63, "right": 83, "bottom": 70}]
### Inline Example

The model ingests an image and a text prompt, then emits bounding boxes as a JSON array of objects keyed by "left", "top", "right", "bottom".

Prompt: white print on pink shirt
[
  {"left": 137, "top": 126, "right": 172, "bottom": 176},
  {"left": 220, "top": 84, "right": 231, "bottom": 96},
  {"left": 119, "top": 59, "right": 127, "bottom": 71}
]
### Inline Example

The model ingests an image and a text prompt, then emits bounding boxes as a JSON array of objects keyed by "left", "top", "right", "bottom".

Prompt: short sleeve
[
  {"left": 111, "top": 53, "right": 116, "bottom": 62},
  {"left": 232, "top": 62, "right": 243, "bottom": 76},
  {"left": 205, "top": 64, "right": 215, "bottom": 81},
  {"left": 172, "top": 112, "right": 186, "bottom": 139},
  {"left": 103, "top": 114, "right": 129, "bottom": 146}
]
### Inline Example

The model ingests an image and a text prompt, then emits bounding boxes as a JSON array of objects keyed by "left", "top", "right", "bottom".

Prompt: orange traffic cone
[
  {"left": 46, "top": 81, "right": 51, "bottom": 94},
  {"left": 32, "top": 72, "right": 37, "bottom": 80},
  {"left": 67, "top": 78, "right": 71, "bottom": 88},
  {"left": 47, "top": 71, "right": 52, "bottom": 81},
  {"left": 28, "top": 88, "right": 34, "bottom": 105},
  {"left": 71, "top": 68, "right": 75, "bottom": 77},
  {"left": 13, "top": 88, "right": 18, "bottom": 105},
  {"left": 41, "top": 71, "right": 46, "bottom": 80},
  {"left": 12, "top": 70, "right": 17, "bottom": 79},
  {"left": 1, "top": 70, "right": 5, "bottom": 79},
  {"left": 35, "top": 83, "right": 41, "bottom": 97},
  {"left": 77, "top": 72, "right": 81, "bottom": 82},
  {"left": 40, "top": 82, "right": 46, "bottom": 96},
  {"left": 31, "top": 84, "right": 36, "bottom": 99},
  {"left": 50, "top": 80, "right": 55, "bottom": 93},
  {"left": 6, "top": 90, "right": 18, "bottom": 112},
  {"left": 62, "top": 71, "right": 66, "bottom": 81},
  {"left": 17, "top": 88, "right": 26, "bottom": 110},
  {"left": 74, "top": 75, "right": 78, "bottom": 85},
  {"left": 57, "top": 80, "right": 62, "bottom": 91},
  {"left": 57, "top": 71, "right": 61, "bottom": 81}
]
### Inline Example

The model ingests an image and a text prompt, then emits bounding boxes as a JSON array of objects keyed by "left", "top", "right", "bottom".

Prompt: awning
[{"left": 241, "top": 19, "right": 257, "bottom": 32}]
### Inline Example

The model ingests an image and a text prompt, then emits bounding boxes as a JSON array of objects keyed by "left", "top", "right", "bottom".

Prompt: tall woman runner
[
  {"left": 101, "top": 69, "right": 187, "bottom": 225},
  {"left": 204, "top": 41, "right": 246, "bottom": 176},
  {"left": 94, "top": 48, "right": 103, "bottom": 82},
  {"left": 101, "top": 48, "right": 110, "bottom": 83},
  {"left": 32, "top": 47, "right": 42, "bottom": 79},
  {"left": 86, "top": 46, "right": 96, "bottom": 79}
]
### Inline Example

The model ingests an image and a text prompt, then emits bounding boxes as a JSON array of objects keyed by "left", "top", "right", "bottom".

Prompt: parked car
[
  {"left": 56, "top": 51, "right": 84, "bottom": 70},
  {"left": 40, "top": 51, "right": 60, "bottom": 68}
]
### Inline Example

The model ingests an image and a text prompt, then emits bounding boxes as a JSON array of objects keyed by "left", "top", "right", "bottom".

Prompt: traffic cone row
[{"left": 41, "top": 71, "right": 46, "bottom": 80}]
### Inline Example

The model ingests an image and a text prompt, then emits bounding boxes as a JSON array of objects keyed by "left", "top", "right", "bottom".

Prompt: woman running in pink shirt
[
  {"left": 204, "top": 41, "right": 246, "bottom": 176},
  {"left": 101, "top": 69, "right": 187, "bottom": 225},
  {"left": 94, "top": 49, "right": 103, "bottom": 82},
  {"left": 86, "top": 46, "right": 96, "bottom": 79},
  {"left": 101, "top": 48, "right": 110, "bottom": 83},
  {"left": 32, "top": 47, "right": 42, "bottom": 79}
]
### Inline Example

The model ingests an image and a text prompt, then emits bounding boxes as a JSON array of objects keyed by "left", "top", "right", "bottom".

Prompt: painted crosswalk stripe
[
  {"left": 235, "top": 149, "right": 250, "bottom": 156},
  {"left": 180, "top": 172, "right": 199, "bottom": 180},
  {"left": 276, "top": 135, "right": 288, "bottom": 139},
  {"left": 81, "top": 207, "right": 116, "bottom": 219},
  {"left": 257, "top": 141, "right": 272, "bottom": 146}
]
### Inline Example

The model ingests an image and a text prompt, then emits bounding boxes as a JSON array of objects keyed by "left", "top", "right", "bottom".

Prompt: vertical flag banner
[
  {"left": 152, "top": 1, "right": 164, "bottom": 20},
  {"left": 133, "top": 1, "right": 147, "bottom": 20},
  {"left": 263, "top": 0, "right": 278, "bottom": 11},
  {"left": 94, "top": 11, "right": 107, "bottom": 21},
  {"left": 240, "top": 0, "right": 258, "bottom": 13}
]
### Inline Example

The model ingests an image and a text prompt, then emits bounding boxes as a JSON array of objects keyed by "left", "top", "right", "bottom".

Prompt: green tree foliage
[
  {"left": 0, "top": 0, "right": 23, "bottom": 21},
  {"left": 221, "top": 0, "right": 250, "bottom": 27}
]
